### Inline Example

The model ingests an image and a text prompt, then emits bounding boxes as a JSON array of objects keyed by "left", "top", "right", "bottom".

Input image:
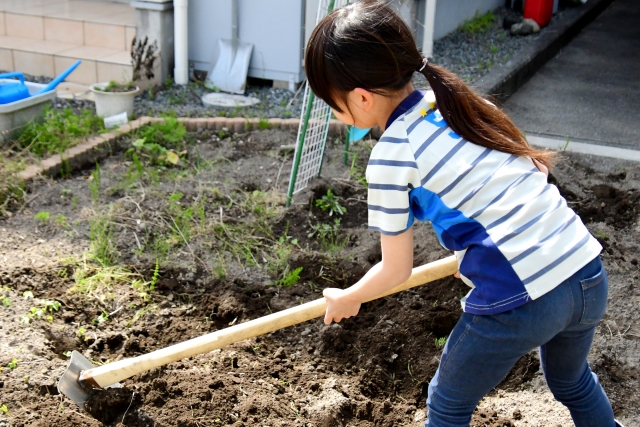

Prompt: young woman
[{"left": 304, "top": 2, "right": 620, "bottom": 426}]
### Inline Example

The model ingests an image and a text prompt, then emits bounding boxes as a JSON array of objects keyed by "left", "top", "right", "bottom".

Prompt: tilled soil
[{"left": 0, "top": 128, "right": 638, "bottom": 427}]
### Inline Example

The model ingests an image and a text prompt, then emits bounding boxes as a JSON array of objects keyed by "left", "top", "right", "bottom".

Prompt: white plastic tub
[{"left": 0, "top": 80, "right": 56, "bottom": 142}]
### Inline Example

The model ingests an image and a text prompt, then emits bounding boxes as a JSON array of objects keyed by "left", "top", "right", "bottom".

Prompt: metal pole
[{"left": 286, "top": 91, "right": 316, "bottom": 206}]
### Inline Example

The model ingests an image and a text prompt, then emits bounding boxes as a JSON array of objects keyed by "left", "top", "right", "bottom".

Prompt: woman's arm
[{"left": 323, "top": 228, "right": 414, "bottom": 324}]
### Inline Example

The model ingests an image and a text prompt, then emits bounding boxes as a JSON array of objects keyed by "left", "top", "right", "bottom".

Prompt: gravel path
[{"left": 4, "top": 6, "right": 575, "bottom": 119}]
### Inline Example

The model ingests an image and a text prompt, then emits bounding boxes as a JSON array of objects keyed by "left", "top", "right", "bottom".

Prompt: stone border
[
  {"left": 16, "top": 117, "right": 350, "bottom": 183},
  {"left": 475, "top": 0, "right": 615, "bottom": 101}
]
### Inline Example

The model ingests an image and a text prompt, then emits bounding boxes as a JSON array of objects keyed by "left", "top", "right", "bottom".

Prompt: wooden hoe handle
[{"left": 80, "top": 255, "right": 458, "bottom": 388}]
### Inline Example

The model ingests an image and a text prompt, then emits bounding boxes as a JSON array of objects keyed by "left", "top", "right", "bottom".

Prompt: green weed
[
  {"left": 259, "top": 117, "right": 270, "bottom": 130},
  {"left": 276, "top": 266, "right": 303, "bottom": 288},
  {"left": 0, "top": 404, "right": 7, "bottom": 414},
  {"left": 168, "top": 192, "right": 194, "bottom": 243},
  {"left": 127, "top": 138, "right": 182, "bottom": 167},
  {"left": 434, "top": 336, "right": 447, "bottom": 349},
  {"left": 89, "top": 215, "right": 119, "bottom": 266},
  {"left": 7, "top": 358, "right": 18, "bottom": 369},
  {"left": 349, "top": 154, "right": 368, "bottom": 187},
  {"left": 308, "top": 219, "right": 348, "bottom": 253},
  {"left": 93, "top": 311, "right": 109, "bottom": 326},
  {"left": 137, "top": 115, "right": 186, "bottom": 148},
  {"left": 459, "top": 10, "right": 495, "bottom": 34},
  {"left": 16, "top": 107, "right": 103, "bottom": 157},
  {"left": 34, "top": 211, "right": 50, "bottom": 224},
  {"left": 315, "top": 189, "right": 346, "bottom": 216},
  {"left": 69, "top": 262, "right": 136, "bottom": 294},
  {"left": 20, "top": 300, "right": 61, "bottom": 323},
  {"left": 0, "top": 158, "right": 26, "bottom": 215},
  {"left": 55, "top": 214, "right": 69, "bottom": 229}
]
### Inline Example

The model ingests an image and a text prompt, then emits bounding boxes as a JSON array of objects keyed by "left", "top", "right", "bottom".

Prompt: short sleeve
[{"left": 366, "top": 130, "right": 422, "bottom": 235}]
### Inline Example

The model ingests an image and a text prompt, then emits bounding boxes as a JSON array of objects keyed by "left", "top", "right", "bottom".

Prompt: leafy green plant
[
  {"left": 7, "top": 358, "right": 18, "bottom": 369},
  {"left": 127, "top": 138, "right": 182, "bottom": 167},
  {"left": 150, "top": 259, "right": 160, "bottom": 291},
  {"left": 16, "top": 107, "right": 103, "bottom": 157},
  {"left": 0, "top": 404, "right": 7, "bottom": 414},
  {"left": 315, "top": 189, "right": 346, "bottom": 216},
  {"left": 34, "top": 211, "right": 50, "bottom": 224},
  {"left": 20, "top": 300, "right": 61, "bottom": 323},
  {"left": 308, "top": 219, "right": 348, "bottom": 253},
  {"left": 459, "top": 10, "right": 495, "bottom": 34},
  {"left": 93, "top": 310, "right": 109, "bottom": 326},
  {"left": 276, "top": 266, "right": 303, "bottom": 288},
  {"left": 76, "top": 327, "right": 87, "bottom": 338},
  {"left": 218, "top": 128, "right": 229, "bottom": 139},
  {"left": 434, "top": 336, "right": 447, "bottom": 349},
  {"left": 1, "top": 296, "right": 10, "bottom": 307},
  {"left": 137, "top": 115, "right": 186, "bottom": 148}
]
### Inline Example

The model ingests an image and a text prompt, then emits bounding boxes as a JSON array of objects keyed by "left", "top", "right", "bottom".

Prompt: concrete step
[
  {"left": 0, "top": 0, "right": 135, "bottom": 84},
  {"left": 0, "top": 35, "right": 132, "bottom": 84},
  {"left": 0, "top": 1, "right": 135, "bottom": 49}
]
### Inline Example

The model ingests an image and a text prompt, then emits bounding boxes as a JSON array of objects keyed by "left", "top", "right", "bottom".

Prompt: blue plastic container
[{"left": 0, "top": 72, "right": 30, "bottom": 105}]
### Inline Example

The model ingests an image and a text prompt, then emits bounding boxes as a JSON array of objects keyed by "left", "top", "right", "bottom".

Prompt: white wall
[
  {"left": 303, "top": 0, "right": 504, "bottom": 50},
  {"left": 189, "top": 0, "right": 305, "bottom": 82}
]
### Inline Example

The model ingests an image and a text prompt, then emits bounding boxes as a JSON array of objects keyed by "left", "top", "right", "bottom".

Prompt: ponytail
[{"left": 420, "top": 62, "right": 554, "bottom": 168}]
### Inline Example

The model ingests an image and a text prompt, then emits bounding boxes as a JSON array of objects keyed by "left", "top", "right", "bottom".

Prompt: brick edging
[{"left": 16, "top": 117, "right": 351, "bottom": 183}]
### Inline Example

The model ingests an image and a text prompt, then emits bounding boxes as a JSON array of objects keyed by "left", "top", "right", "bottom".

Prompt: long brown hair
[{"left": 305, "top": 1, "right": 554, "bottom": 167}]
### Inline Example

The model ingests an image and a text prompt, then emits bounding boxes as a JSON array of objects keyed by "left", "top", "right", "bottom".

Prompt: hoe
[{"left": 58, "top": 256, "right": 457, "bottom": 409}]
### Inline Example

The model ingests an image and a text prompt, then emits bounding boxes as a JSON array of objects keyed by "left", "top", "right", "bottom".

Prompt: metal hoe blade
[{"left": 57, "top": 351, "right": 121, "bottom": 409}]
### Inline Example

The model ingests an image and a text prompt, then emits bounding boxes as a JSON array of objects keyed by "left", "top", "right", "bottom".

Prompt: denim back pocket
[{"left": 580, "top": 266, "right": 608, "bottom": 325}]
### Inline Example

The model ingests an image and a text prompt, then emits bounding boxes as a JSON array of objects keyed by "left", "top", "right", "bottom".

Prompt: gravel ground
[{"left": 3, "top": 6, "right": 576, "bottom": 119}]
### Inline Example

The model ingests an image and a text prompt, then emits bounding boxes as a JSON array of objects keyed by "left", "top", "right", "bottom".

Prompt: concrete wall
[{"left": 188, "top": 0, "right": 305, "bottom": 83}]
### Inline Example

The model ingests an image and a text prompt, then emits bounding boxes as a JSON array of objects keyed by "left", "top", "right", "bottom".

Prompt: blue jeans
[{"left": 426, "top": 256, "right": 614, "bottom": 427}]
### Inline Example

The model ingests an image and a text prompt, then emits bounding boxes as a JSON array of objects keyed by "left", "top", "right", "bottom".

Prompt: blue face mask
[{"left": 348, "top": 126, "right": 371, "bottom": 142}]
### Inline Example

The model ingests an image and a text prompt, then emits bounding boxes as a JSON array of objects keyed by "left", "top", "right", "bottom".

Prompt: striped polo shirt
[{"left": 367, "top": 90, "right": 602, "bottom": 315}]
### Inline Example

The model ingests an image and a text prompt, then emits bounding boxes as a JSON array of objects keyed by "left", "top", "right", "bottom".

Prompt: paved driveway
[{"left": 504, "top": 0, "right": 640, "bottom": 150}]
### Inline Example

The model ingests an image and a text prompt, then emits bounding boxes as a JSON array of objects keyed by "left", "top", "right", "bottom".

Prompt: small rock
[
  {"left": 301, "top": 328, "right": 311, "bottom": 336},
  {"left": 513, "top": 409, "right": 522, "bottom": 420},
  {"left": 511, "top": 18, "right": 540, "bottom": 36}
]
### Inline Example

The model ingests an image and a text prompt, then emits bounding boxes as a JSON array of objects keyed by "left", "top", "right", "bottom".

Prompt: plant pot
[{"left": 90, "top": 83, "right": 140, "bottom": 118}]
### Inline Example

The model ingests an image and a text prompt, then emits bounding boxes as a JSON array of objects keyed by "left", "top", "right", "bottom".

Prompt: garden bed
[{"left": 0, "top": 124, "right": 639, "bottom": 427}]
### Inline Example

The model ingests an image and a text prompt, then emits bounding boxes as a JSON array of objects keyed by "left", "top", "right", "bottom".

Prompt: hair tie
[{"left": 417, "top": 58, "right": 428, "bottom": 72}]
